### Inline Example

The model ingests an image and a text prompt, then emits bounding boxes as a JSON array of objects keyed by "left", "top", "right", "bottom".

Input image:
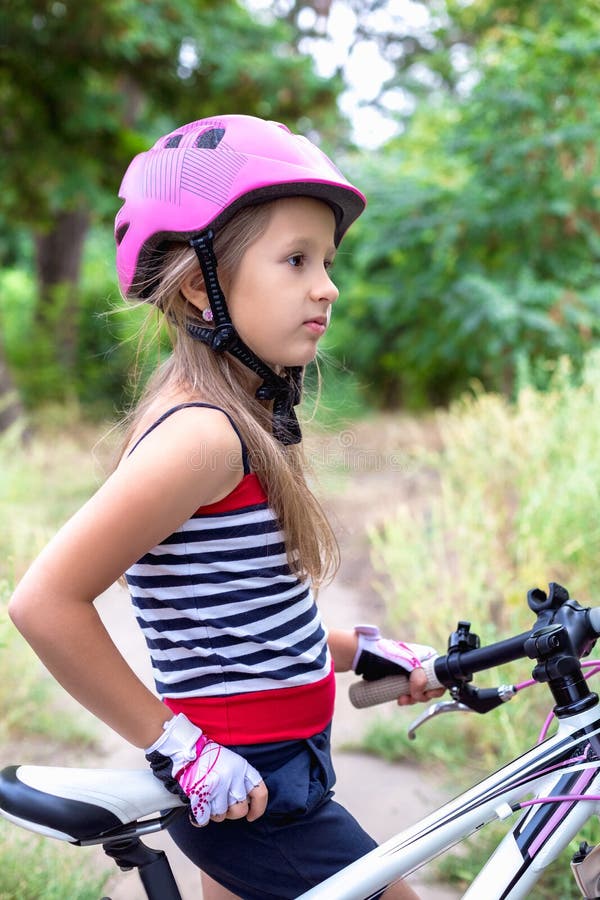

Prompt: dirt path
[{"left": 84, "top": 415, "right": 460, "bottom": 898}]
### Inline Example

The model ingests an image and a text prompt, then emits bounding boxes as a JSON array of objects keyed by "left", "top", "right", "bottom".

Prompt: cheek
[
  {"left": 225, "top": 289, "right": 269, "bottom": 349},
  {"left": 227, "top": 275, "right": 275, "bottom": 326}
]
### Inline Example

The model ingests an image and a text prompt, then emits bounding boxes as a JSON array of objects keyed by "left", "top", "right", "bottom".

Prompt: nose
[{"left": 310, "top": 267, "right": 339, "bottom": 305}]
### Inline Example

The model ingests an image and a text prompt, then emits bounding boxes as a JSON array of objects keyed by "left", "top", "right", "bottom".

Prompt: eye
[{"left": 287, "top": 253, "right": 305, "bottom": 268}]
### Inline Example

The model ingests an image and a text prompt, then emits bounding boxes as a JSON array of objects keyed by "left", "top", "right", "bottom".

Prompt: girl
[{"left": 9, "top": 115, "right": 442, "bottom": 900}]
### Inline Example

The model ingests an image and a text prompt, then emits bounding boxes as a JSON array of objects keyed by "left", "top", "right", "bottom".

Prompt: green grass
[
  {"left": 0, "top": 580, "right": 98, "bottom": 747},
  {"left": 0, "top": 821, "right": 108, "bottom": 900},
  {"left": 0, "top": 414, "right": 113, "bottom": 896},
  {"left": 369, "top": 353, "right": 600, "bottom": 757}
]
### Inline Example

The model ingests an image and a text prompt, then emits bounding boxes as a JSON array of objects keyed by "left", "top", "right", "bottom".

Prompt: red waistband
[{"left": 164, "top": 668, "right": 336, "bottom": 745}]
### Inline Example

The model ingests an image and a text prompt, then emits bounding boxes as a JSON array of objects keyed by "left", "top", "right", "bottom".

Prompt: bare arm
[
  {"left": 327, "top": 628, "right": 359, "bottom": 672},
  {"left": 9, "top": 408, "right": 244, "bottom": 748}
]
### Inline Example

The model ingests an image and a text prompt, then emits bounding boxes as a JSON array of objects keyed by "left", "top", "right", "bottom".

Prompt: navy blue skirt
[{"left": 168, "top": 725, "right": 382, "bottom": 899}]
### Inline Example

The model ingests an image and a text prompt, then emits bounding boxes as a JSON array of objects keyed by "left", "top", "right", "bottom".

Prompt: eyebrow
[{"left": 283, "top": 235, "right": 337, "bottom": 258}]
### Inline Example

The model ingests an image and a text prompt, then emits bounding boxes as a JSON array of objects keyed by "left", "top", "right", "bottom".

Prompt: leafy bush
[
  {"left": 0, "top": 228, "right": 135, "bottom": 414},
  {"left": 0, "top": 225, "right": 175, "bottom": 420},
  {"left": 366, "top": 352, "right": 600, "bottom": 895},
  {"left": 372, "top": 352, "right": 600, "bottom": 657}
]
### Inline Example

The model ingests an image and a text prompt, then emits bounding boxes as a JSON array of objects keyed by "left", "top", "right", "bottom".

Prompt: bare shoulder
[
  {"left": 129, "top": 402, "right": 243, "bottom": 453},
  {"left": 120, "top": 403, "right": 245, "bottom": 500},
  {"left": 14, "top": 405, "right": 248, "bottom": 603}
]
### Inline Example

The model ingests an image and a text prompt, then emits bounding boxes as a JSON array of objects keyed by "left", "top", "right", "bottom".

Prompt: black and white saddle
[{"left": 0, "top": 765, "right": 184, "bottom": 845}]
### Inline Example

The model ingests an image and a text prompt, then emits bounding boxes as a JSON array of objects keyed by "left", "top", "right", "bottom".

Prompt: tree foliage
[
  {"left": 2, "top": 0, "right": 342, "bottom": 229},
  {"left": 253, "top": 0, "right": 568, "bottom": 130},
  {"left": 330, "top": 2, "right": 600, "bottom": 407},
  {"left": 0, "top": 0, "right": 344, "bottom": 411},
  {"left": 5, "top": 1, "right": 600, "bottom": 415}
]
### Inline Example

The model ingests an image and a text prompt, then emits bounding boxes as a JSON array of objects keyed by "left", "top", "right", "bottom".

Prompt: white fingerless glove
[
  {"left": 145, "top": 713, "right": 263, "bottom": 827},
  {"left": 352, "top": 624, "right": 437, "bottom": 680}
]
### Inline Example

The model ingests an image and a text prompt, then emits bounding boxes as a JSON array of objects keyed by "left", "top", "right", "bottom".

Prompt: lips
[{"left": 304, "top": 317, "right": 327, "bottom": 335}]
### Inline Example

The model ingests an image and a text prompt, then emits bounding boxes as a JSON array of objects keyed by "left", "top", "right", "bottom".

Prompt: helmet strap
[{"left": 188, "top": 232, "right": 303, "bottom": 445}]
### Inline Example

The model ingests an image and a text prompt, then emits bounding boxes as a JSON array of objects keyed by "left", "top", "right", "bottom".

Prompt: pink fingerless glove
[
  {"left": 352, "top": 624, "right": 437, "bottom": 680},
  {"left": 145, "top": 713, "right": 262, "bottom": 827}
]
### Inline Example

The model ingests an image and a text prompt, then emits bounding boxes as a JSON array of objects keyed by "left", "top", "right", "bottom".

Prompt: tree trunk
[
  {"left": 34, "top": 208, "right": 91, "bottom": 372},
  {"left": 0, "top": 334, "right": 27, "bottom": 437}
]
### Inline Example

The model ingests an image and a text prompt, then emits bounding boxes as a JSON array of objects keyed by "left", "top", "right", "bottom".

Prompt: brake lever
[
  {"left": 408, "top": 699, "right": 472, "bottom": 740},
  {"left": 408, "top": 682, "right": 518, "bottom": 739}
]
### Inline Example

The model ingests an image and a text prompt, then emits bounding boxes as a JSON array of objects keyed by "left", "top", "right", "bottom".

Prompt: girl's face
[{"left": 224, "top": 197, "right": 339, "bottom": 369}]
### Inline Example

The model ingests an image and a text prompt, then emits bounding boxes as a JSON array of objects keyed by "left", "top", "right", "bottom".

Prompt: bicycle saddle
[{"left": 0, "top": 765, "right": 183, "bottom": 844}]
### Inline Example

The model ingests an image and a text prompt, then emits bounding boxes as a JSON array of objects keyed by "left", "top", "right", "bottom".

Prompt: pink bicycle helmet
[
  {"left": 115, "top": 114, "right": 366, "bottom": 297},
  {"left": 114, "top": 115, "right": 366, "bottom": 445}
]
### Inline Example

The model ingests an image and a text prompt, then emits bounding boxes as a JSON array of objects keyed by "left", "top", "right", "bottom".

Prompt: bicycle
[{"left": 3, "top": 581, "right": 600, "bottom": 899}]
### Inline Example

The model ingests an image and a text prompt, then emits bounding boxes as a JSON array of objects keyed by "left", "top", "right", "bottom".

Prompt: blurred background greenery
[
  {"left": 4, "top": 0, "right": 600, "bottom": 421},
  {"left": 2, "top": 1, "right": 600, "bottom": 896}
]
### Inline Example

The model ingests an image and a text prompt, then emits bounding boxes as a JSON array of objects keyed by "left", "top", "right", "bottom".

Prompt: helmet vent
[
  {"left": 195, "top": 128, "right": 225, "bottom": 150},
  {"left": 165, "top": 134, "right": 183, "bottom": 148},
  {"left": 115, "top": 222, "right": 129, "bottom": 246}
]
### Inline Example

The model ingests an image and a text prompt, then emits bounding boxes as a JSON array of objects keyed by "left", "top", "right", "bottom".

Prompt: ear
[{"left": 180, "top": 269, "right": 208, "bottom": 312}]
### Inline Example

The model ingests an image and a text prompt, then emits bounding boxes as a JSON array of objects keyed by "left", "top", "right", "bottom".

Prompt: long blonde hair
[{"left": 119, "top": 202, "right": 339, "bottom": 588}]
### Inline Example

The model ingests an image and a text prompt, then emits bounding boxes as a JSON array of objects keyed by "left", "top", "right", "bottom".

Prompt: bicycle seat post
[{"left": 102, "top": 835, "right": 183, "bottom": 900}]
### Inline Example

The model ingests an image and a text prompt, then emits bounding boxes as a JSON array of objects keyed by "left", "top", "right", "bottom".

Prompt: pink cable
[
  {"left": 519, "top": 793, "right": 600, "bottom": 809},
  {"left": 513, "top": 660, "right": 600, "bottom": 743}
]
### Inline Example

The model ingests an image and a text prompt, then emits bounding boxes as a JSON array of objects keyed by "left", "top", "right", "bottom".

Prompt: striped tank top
[{"left": 124, "top": 403, "right": 335, "bottom": 744}]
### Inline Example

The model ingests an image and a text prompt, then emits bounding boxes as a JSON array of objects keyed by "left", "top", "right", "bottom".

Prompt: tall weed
[
  {"left": 0, "top": 411, "right": 113, "bottom": 584},
  {"left": 372, "top": 352, "right": 600, "bottom": 694},
  {"left": 366, "top": 353, "right": 600, "bottom": 894},
  {"left": 0, "top": 416, "right": 111, "bottom": 743}
]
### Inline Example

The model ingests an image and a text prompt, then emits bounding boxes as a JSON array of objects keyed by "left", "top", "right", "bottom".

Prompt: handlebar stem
[{"left": 526, "top": 629, "right": 598, "bottom": 718}]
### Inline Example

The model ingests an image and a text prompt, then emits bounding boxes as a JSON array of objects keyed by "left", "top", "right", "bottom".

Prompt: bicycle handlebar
[
  {"left": 350, "top": 585, "right": 600, "bottom": 713},
  {"left": 348, "top": 637, "right": 528, "bottom": 710}
]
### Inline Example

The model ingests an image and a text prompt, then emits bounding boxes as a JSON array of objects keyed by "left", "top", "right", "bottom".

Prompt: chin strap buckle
[
  {"left": 209, "top": 324, "right": 238, "bottom": 353},
  {"left": 256, "top": 369, "right": 303, "bottom": 445}
]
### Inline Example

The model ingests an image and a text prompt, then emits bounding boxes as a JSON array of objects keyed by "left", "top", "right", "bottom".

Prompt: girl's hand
[
  {"left": 399, "top": 666, "right": 446, "bottom": 707},
  {"left": 352, "top": 624, "right": 437, "bottom": 678},
  {"left": 177, "top": 739, "right": 267, "bottom": 826},
  {"left": 146, "top": 713, "right": 268, "bottom": 827},
  {"left": 352, "top": 625, "right": 444, "bottom": 706}
]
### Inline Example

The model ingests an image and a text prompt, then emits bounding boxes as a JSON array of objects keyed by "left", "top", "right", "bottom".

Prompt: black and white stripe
[{"left": 126, "top": 499, "right": 330, "bottom": 698}]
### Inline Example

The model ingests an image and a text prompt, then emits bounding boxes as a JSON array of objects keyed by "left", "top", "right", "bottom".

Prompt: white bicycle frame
[{"left": 299, "top": 704, "right": 600, "bottom": 899}]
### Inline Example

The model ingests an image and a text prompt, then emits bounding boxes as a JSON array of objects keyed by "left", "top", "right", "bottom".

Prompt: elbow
[{"left": 8, "top": 587, "right": 38, "bottom": 638}]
